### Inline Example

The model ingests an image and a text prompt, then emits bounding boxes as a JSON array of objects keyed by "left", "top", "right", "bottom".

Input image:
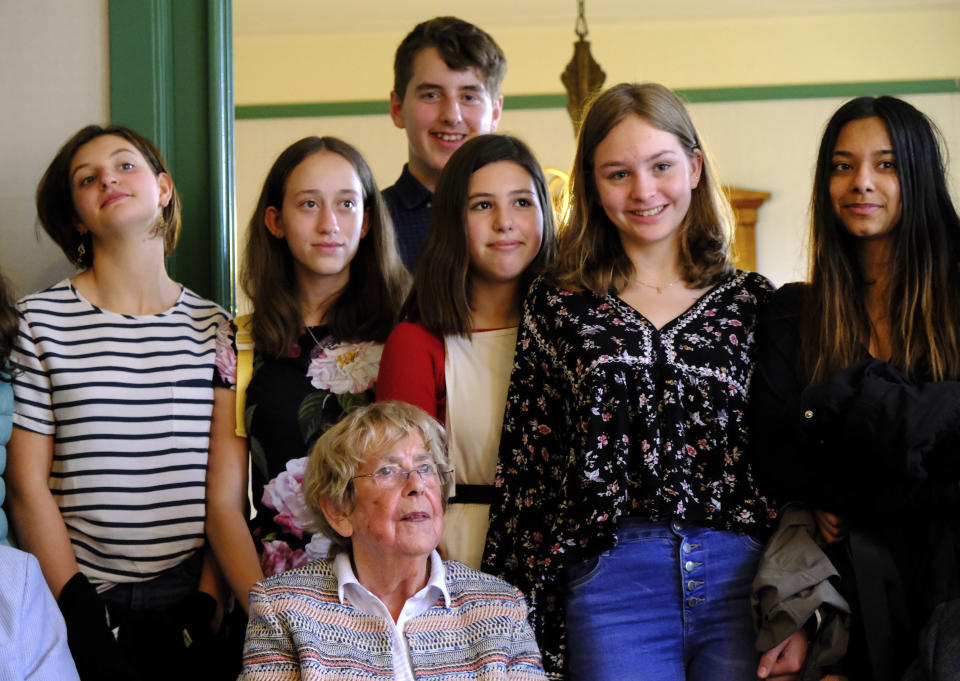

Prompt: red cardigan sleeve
[{"left": 376, "top": 321, "right": 446, "bottom": 422}]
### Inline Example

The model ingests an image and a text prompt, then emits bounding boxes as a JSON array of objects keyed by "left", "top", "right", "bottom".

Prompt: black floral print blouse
[{"left": 482, "top": 271, "right": 777, "bottom": 677}]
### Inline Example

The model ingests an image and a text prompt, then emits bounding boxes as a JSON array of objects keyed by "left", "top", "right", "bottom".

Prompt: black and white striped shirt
[{"left": 12, "top": 280, "right": 228, "bottom": 588}]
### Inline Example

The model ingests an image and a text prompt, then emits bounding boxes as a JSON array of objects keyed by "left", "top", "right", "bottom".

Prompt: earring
[{"left": 77, "top": 241, "right": 86, "bottom": 261}]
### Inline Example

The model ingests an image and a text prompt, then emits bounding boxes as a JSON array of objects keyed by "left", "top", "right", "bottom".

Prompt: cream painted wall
[
  {"left": 0, "top": 1, "right": 109, "bottom": 298},
  {"left": 236, "top": 94, "right": 959, "bottom": 290},
  {"left": 693, "top": 94, "right": 960, "bottom": 285},
  {"left": 235, "top": 9, "right": 960, "bottom": 104},
  {"left": 234, "top": 7, "right": 959, "bottom": 294}
]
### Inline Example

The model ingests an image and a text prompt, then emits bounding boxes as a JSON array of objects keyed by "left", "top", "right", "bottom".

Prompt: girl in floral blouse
[
  {"left": 482, "top": 83, "right": 775, "bottom": 680},
  {"left": 205, "top": 137, "right": 408, "bottom": 613}
]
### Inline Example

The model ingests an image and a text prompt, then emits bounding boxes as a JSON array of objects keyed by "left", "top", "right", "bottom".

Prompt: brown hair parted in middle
[
  {"left": 241, "top": 136, "right": 410, "bottom": 357},
  {"left": 392, "top": 16, "right": 507, "bottom": 101},
  {"left": 302, "top": 400, "right": 453, "bottom": 556},
  {"left": 35, "top": 124, "right": 182, "bottom": 269},
  {"left": 553, "top": 82, "right": 734, "bottom": 295},
  {"left": 401, "top": 134, "right": 557, "bottom": 338}
]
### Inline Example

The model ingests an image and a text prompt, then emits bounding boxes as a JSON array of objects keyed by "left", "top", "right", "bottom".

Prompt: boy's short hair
[{"left": 393, "top": 16, "right": 506, "bottom": 101}]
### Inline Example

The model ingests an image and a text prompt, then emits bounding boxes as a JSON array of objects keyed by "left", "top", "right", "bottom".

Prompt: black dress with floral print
[
  {"left": 482, "top": 271, "right": 777, "bottom": 677},
  {"left": 213, "top": 319, "right": 381, "bottom": 577}
]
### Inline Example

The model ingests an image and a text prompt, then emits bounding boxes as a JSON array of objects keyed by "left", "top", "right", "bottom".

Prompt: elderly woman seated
[{"left": 238, "top": 400, "right": 546, "bottom": 680}]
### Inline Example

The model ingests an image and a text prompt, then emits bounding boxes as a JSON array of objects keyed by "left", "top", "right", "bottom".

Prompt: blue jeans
[{"left": 564, "top": 519, "right": 763, "bottom": 681}]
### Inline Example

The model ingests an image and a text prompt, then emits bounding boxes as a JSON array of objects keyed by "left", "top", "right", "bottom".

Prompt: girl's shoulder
[
  {"left": 177, "top": 287, "right": 230, "bottom": 320},
  {"left": 382, "top": 320, "right": 444, "bottom": 368},
  {"left": 765, "top": 281, "right": 809, "bottom": 319},
  {"left": 729, "top": 269, "right": 775, "bottom": 296},
  {"left": 526, "top": 274, "right": 599, "bottom": 310},
  {"left": 16, "top": 279, "right": 76, "bottom": 310},
  {"left": 387, "top": 320, "right": 443, "bottom": 347}
]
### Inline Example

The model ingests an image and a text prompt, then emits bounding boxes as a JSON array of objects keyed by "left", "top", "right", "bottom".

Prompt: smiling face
[
  {"left": 465, "top": 161, "right": 544, "bottom": 287},
  {"left": 323, "top": 432, "right": 444, "bottom": 575},
  {"left": 389, "top": 47, "right": 502, "bottom": 191},
  {"left": 592, "top": 114, "right": 702, "bottom": 258},
  {"left": 829, "top": 116, "right": 902, "bottom": 242},
  {"left": 69, "top": 134, "right": 172, "bottom": 243},
  {"left": 265, "top": 150, "right": 369, "bottom": 291}
]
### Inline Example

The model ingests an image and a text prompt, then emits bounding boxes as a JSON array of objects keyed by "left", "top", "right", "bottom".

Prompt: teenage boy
[{"left": 385, "top": 16, "right": 506, "bottom": 271}]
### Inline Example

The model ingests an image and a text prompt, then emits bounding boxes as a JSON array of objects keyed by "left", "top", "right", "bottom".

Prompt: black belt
[{"left": 449, "top": 484, "right": 494, "bottom": 505}]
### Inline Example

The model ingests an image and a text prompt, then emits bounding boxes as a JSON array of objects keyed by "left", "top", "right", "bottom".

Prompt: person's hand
[
  {"left": 57, "top": 572, "right": 142, "bottom": 680},
  {"left": 757, "top": 629, "right": 808, "bottom": 680},
  {"left": 814, "top": 510, "right": 847, "bottom": 546}
]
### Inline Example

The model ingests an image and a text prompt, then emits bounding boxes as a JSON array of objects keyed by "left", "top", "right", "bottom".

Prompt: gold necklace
[
  {"left": 304, "top": 324, "right": 321, "bottom": 346},
  {"left": 632, "top": 276, "right": 683, "bottom": 294}
]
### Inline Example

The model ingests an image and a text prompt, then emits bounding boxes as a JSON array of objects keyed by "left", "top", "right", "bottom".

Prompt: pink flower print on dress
[
  {"left": 306, "top": 341, "right": 383, "bottom": 394},
  {"left": 261, "top": 456, "right": 319, "bottom": 539},
  {"left": 214, "top": 320, "right": 237, "bottom": 385},
  {"left": 303, "top": 534, "right": 333, "bottom": 562},
  {"left": 260, "top": 540, "right": 307, "bottom": 576}
]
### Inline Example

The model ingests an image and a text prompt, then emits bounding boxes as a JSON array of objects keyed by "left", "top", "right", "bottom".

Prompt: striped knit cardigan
[{"left": 240, "top": 558, "right": 547, "bottom": 680}]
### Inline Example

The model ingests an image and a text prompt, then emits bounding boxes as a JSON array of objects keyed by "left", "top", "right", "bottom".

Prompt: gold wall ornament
[
  {"left": 543, "top": 167, "right": 571, "bottom": 226},
  {"left": 561, "top": 0, "right": 606, "bottom": 135}
]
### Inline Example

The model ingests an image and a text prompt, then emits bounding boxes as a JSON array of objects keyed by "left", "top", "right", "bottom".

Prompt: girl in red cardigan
[{"left": 377, "top": 134, "right": 556, "bottom": 568}]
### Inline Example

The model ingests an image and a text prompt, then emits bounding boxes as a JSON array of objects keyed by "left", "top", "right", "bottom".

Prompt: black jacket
[{"left": 750, "top": 283, "right": 960, "bottom": 681}]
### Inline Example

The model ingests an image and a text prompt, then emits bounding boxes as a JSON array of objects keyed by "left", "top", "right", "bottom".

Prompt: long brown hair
[
  {"left": 241, "top": 137, "right": 409, "bottom": 356},
  {"left": 402, "top": 134, "right": 556, "bottom": 337},
  {"left": 803, "top": 96, "right": 960, "bottom": 382},
  {"left": 554, "top": 82, "right": 734, "bottom": 294}
]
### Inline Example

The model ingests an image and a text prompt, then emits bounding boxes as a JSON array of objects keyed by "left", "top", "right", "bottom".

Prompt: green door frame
[{"left": 108, "top": 0, "right": 236, "bottom": 312}]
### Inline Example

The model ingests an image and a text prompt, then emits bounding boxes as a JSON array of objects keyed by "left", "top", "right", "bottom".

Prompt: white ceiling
[{"left": 235, "top": 0, "right": 958, "bottom": 37}]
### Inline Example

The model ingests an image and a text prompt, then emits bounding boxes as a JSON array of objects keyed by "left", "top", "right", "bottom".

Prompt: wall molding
[{"left": 236, "top": 78, "right": 960, "bottom": 120}]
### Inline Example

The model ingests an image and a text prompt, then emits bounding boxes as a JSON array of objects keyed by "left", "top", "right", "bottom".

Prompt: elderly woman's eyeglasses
[{"left": 352, "top": 463, "right": 454, "bottom": 489}]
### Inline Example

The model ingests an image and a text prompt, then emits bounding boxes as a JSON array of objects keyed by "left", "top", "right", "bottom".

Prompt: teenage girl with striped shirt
[{"left": 6, "top": 125, "right": 229, "bottom": 681}]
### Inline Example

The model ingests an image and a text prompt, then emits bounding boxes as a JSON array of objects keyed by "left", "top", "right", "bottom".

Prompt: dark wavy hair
[
  {"left": 553, "top": 82, "right": 734, "bottom": 294},
  {"left": 402, "top": 134, "right": 557, "bottom": 337},
  {"left": 35, "top": 125, "right": 181, "bottom": 269},
  {"left": 241, "top": 136, "right": 409, "bottom": 357},
  {"left": 393, "top": 16, "right": 506, "bottom": 100},
  {"left": 803, "top": 96, "right": 960, "bottom": 382}
]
